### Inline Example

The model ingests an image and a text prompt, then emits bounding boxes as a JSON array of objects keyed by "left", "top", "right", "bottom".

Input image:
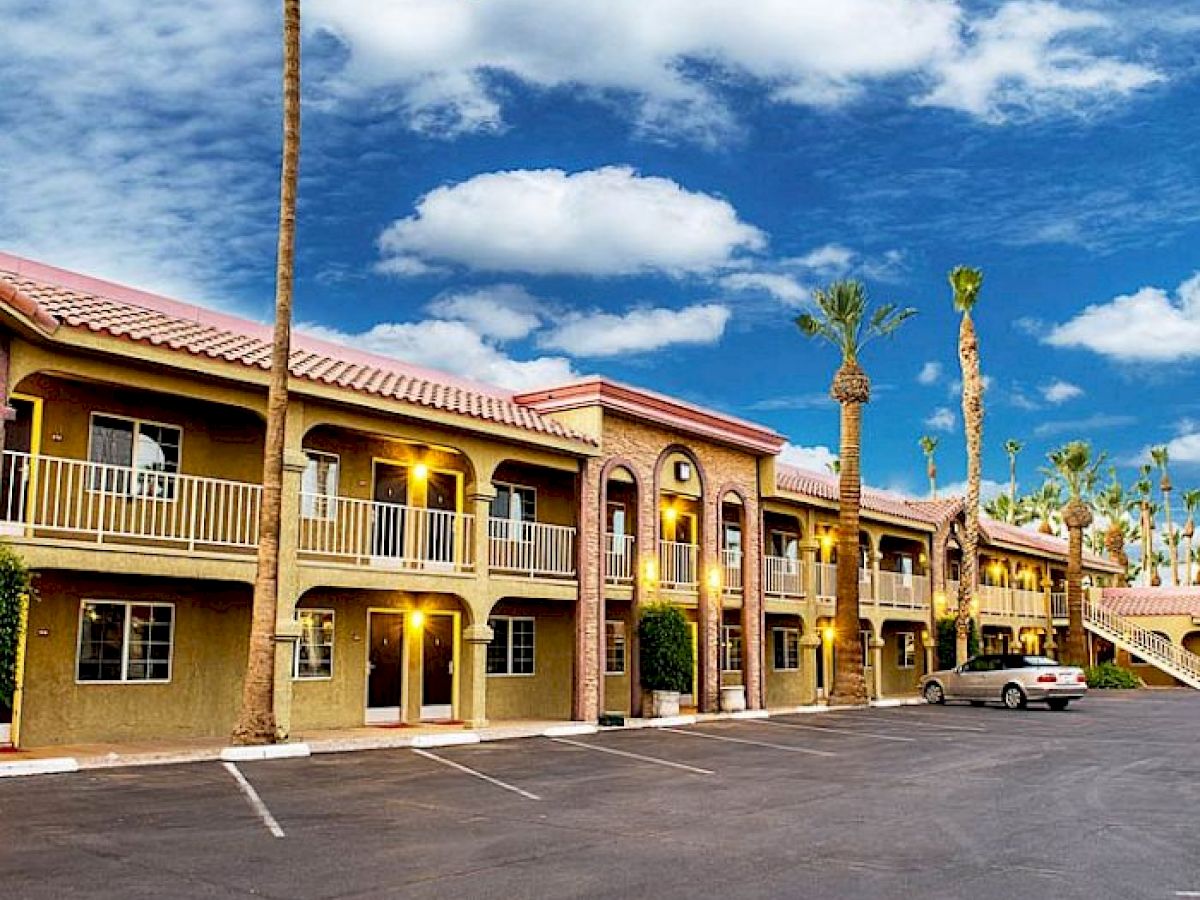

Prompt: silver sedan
[{"left": 921, "top": 653, "right": 1087, "bottom": 711}]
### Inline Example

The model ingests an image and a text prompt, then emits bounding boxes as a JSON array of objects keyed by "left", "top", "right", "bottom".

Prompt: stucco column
[
  {"left": 468, "top": 489, "right": 495, "bottom": 584},
  {"left": 740, "top": 498, "right": 763, "bottom": 709},
  {"left": 869, "top": 539, "right": 882, "bottom": 610},
  {"left": 271, "top": 444, "right": 308, "bottom": 741},
  {"left": 869, "top": 636, "right": 885, "bottom": 700},
  {"left": 922, "top": 632, "right": 937, "bottom": 677},
  {"left": 1041, "top": 567, "right": 1057, "bottom": 653},
  {"left": 799, "top": 631, "right": 821, "bottom": 706},
  {"left": 575, "top": 457, "right": 602, "bottom": 723},
  {"left": 461, "top": 622, "right": 494, "bottom": 728},
  {"left": 0, "top": 334, "right": 14, "bottom": 448}
]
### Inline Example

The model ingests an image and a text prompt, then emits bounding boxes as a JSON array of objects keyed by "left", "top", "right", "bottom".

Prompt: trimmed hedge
[
  {"left": 0, "top": 544, "right": 34, "bottom": 711},
  {"left": 936, "top": 616, "right": 980, "bottom": 670},
  {"left": 637, "top": 602, "right": 693, "bottom": 694},
  {"left": 1084, "top": 662, "right": 1141, "bottom": 690}
]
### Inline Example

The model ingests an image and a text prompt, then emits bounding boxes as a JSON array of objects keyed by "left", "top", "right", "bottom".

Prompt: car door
[{"left": 958, "top": 655, "right": 996, "bottom": 700}]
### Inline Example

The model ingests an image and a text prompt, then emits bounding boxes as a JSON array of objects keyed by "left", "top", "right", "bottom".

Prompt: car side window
[
  {"left": 1002, "top": 655, "right": 1026, "bottom": 669},
  {"left": 965, "top": 656, "right": 995, "bottom": 672}
]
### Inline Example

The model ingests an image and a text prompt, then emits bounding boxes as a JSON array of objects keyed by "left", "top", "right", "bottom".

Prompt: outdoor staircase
[{"left": 1084, "top": 597, "right": 1200, "bottom": 690}]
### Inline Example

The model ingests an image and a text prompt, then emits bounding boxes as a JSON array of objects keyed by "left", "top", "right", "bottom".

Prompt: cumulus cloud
[
  {"left": 539, "top": 304, "right": 731, "bottom": 357},
  {"left": 778, "top": 443, "right": 839, "bottom": 473},
  {"left": 720, "top": 273, "right": 810, "bottom": 306},
  {"left": 377, "top": 167, "right": 765, "bottom": 277},
  {"left": 1045, "top": 273, "right": 1200, "bottom": 362},
  {"left": 426, "top": 284, "right": 545, "bottom": 341},
  {"left": 1040, "top": 379, "right": 1084, "bottom": 403},
  {"left": 1033, "top": 413, "right": 1136, "bottom": 438},
  {"left": 941, "top": 478, "right": 1008, "bottom": 502},
  {"left": 925, "top": 407, "right": 958, "bottom": 432},
  {"left": 917, "top": 361, "right": 943, "bottom": 385},
  {"left": 783, "top": 244, "right": 857, "bottom": 275},
  {"left": 309, "top": 0, "right": 1160, "bottom": 138}
]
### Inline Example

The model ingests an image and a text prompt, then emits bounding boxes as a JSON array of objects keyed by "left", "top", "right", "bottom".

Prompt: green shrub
[
  {"left": 0, "top": 544, "right": 34, "bottom": 711},
  {"left": 638, "top": 602, "right": 693, "bottom": 693},
  {"left": 1084, "top": 662, "right": 1141, "bottom": 690},
  {"left": 936, "top": 616, "right": 980, "bottom": 670}
]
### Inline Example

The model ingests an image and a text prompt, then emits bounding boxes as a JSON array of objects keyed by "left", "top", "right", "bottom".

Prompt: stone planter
[
  {"left": 647, "top": 690, "right": 681, "bottom": 718},
  {"left": 719, "top": 685, "right": 746, "bottom": 713}
]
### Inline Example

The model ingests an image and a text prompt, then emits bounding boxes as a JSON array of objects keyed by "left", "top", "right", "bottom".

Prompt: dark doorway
[
  {"left": 1, "top": 397, "right": 35, "bottom": 524},
  {"left": 371, "top": 463, "right": 408, "bottom": 558},
  {"left": 424, "top": 471, "right": 457, "bottom": 564},
  {"left": 367, "top": 613, "right": 404, "bottom": 721},
  {"left": 422, "top": 614, "right": 454, "bottom": 719}
]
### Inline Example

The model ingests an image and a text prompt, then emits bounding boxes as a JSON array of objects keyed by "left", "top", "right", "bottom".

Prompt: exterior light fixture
[
  {"left": 706, "top": 566, "right": 722, "bottom": 591},
  {"left": 822, "top": 626, "right": 835, "bottom": 643},
  {"left": 642, "top": 559, "right": 658, "bottom": 586},
  {"left": 663, "top": 505, "right": 678, "bottom": 526},
  {"left": 675, "top": 461, "right": 691, "bottom": 482},
  {"left": 410, "top": 610, "right": 425, "bottom": 630},
  {"left": 413, "top": 463, "right": 429, "bottom": 481}
]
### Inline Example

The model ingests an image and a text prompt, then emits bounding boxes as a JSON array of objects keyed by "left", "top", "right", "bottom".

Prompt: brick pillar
[
  {"left": 461, "top": 622, "right": 493, "bottom": 728},
  {"left": 699, "top": 494, "right": 721, "bottom": 712},
  {"left": 741, "top": 498, "right": 763, "bottom": 709},
  {"left": 630, "top": 474, "right": 655, "bottom": 717},
  {"left": 574, "top": 458, "right": 602, "bottom": 722}
]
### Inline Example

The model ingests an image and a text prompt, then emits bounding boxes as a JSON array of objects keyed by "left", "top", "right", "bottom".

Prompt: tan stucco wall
[
  {"left": 764, "top": 614, "right": 806, "bottom": 708},
  {"left": 879, "top": 623, "right": 926, "bottom": 696},
  {"left": 484, "top": 600, "right": 574, "bottom": 721},
  {"left": 19, "top": 571, "right": 250, "bottom": 747},
  {"left": 602, "top": 601, "right": 632, "bottom": 714}
]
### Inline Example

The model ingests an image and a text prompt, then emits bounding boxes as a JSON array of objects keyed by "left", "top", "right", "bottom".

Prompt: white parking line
[
  {"left": 549, "top": 737, "right": 713, "bottom": 775},
  {"left": 660, "top": 727, "right": 835, "bottom": 757},
  {"left": 411, "top": 748, "right": 541, "bottom": 801},
  {"left": 757, "top": 719, "right": 915, "bottom": 742},
  {"left": 826, "top": 712, "right": 986, "bottom": 733},
  {"left": 222, "top": 762, "right": 285, "bottom": 838}
]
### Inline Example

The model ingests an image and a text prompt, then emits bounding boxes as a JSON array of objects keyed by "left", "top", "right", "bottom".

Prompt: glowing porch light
[
  {"left": 706, "top": 566, "right": 722, "bottom": 591},
  {"left": 410, "top": 610, "right": 425, "bottom": 630},
  {"left": 412, "top": 462, "right": 429, "bottom": 481},
  {"left": 822, "top": 626, "right": 836, "bottom": 643},
  {"left": 642, "top": 558, "right": 659, "bottom": 586}
]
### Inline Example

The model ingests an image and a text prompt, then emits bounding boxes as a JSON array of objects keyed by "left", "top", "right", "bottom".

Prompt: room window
[
  {"left": 300, "top": 451, "right": 339, "bottom": 520},
  {"left": 76, "top": 601, "right": 173, "bottom": 683},
  {"left": 487, "top": 616, "right": 535, "bottom": 675},
  {"left": 897, "top": 631, "right": 916, "bottom": 669},
  {"left": 773, "top": 628, "right": 800, "bottom": 671},
  {"left": 720, "top": 624, "right": 743, "bottom": 672},
  {"left": 605, "top": 620, "right": 627, "bottom": 675},
  {"left": 89, "top": 414, "right": 181, "bottom": 498},
  {"left": 294, "top": 609, "right": 334, "bottom": 679},
  {"left": 491, "top": 483, "right": 536, "bottom": 541}
]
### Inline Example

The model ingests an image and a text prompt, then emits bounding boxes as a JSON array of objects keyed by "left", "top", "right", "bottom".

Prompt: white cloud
[
  {"left": 720, "top": 273, "right": 810, "bottom": 306},
  {"left": 778, "top": 443, "right": 838, "bottom": 473},
  {"left": 427, "top": 284, "right": 545, "bottom": 341},
  {"left": 941, "top": 478, "right": 1007, "bottom": 502},
  {"left": 539, "top": 304, "right": 731, "bottom": 357},
  {"left": 917, "top": 361, "right": 943, "bottom": 385},
  {"left": 1045, "top": 273, "right": 1200, "bottom": 362},
  {"left": 378, "top": 167, "right": 765, "bottom": 277},
  {"left": 783, "top": 243, "right": 857, "bottom": 275},
  {"left": 310, "top": 0, "right": 1160, "bottom": 138},
  {"left": 925, "top": 407, "right": 958, "bottom": 432},
  {"left": 1040, "top": 379, "right": 1084, "bottom": 404},
  {"left": 922, "top": 1, "right": 1162, "bottom": 121},
  {"left": 1033, "top": 413, "right": 1136, "bottom": 438},
  {"left": 299, "top": 319, "right": 577, "bottom": 393}
]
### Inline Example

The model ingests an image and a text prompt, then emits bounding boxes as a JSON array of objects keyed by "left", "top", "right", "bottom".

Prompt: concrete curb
[
  {"left": 220, "top": 743, "right": 312, "bottom": 762},
  {"left": 0, "top": 757, "right": 79, "bottom": 778},
  {"left": 543, "top": 723, "right": 599, "bottom": 737},
  {"left": 410, "top": 732, "right": 480, "bottom": 749}
]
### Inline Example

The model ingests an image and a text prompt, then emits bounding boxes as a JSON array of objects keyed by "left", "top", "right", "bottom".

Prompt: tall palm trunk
[
  {"left": 957, "top": 314, "right": 982, "bottom": 665},
  {"left": 1140, "top": 503, "right": 1153, "bottom": 588},
  {"left": 1185, "top": 518, "right": 1195, "bottom": 587},
  {"left": 1062, "top": 500, "right": 1092, "bottom": 666},
  {"left": 1104, "top": 524, "right": 1128, "bottom": 587},
  {"left": 1008, "top": 457, "right": 1017, "bottom": 507},
  {"left": 1162, "top": 480, "right": 1178, "bottom": 585},
  {"left": 830, "top": 362, "right": 869, "bottom": 705},
  {"left": 927, "top": 459, "right": 937, "bottom": 499},
  {"left": 233, "top": 0, "right": 301, "bottom": 745}
]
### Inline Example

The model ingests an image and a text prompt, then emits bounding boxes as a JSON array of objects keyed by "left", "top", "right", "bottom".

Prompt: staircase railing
[{"left": 1084, "top": 596, "right": 1200, "bottom": 689}]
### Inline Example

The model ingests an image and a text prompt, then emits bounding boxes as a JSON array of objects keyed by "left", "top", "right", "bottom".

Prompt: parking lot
[{"left": 2, "top": 692, "right": 1198, "bottom": 899}]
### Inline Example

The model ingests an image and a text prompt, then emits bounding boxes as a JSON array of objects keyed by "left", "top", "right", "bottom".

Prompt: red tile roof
[
  {"left": 0, "top": 254, "right": 595, "bottom": 447},
  {"left": 775, "top": 465, "right": 948, "bottom": 528},
  {"left": 1100, "top": 587, "right": 1200, "bottom": 617},
  {"left": 978, "top": 517, "right": 1121, "bottom": 571}
]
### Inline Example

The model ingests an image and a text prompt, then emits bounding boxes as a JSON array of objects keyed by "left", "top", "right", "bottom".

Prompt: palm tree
[
  {"left": 950, "top": 265, "right": 984, "bottom": 666},
  {"left": 1045, "top": 441, "right": 1105, "bottom": 667},
  {"left": 797, "top": 280, "right": 915, "bottom": 705},
  {"left": 1093, "top": 471, "right": 1130, "bottom": 586},
  {"left": 1150, "top": 446, "right": 1178, "bottom": 585},
  {"left": 233, "top": 0, "right": 302, "bottom": 746},
  {"left": 1025, "top": 481, "right": 1063, "bottom": 536},
  {"left": 919, "top": 435, "right": 939, "bottom": 498},
  {"left": 1182, "top": 488, "right": 1200, "bottom": 586},
  {"left": 1131, "top": 465, "right": 1154, "bottom": 587},
  {"left": 1004, "top": 439, "right": 1024, "bottom": 506},
  {"left": 826, "top": 458, "right": 841, "bottom": 476},
  {"left": 983, "top": 493, "right": 1016, "bottom": 523}
]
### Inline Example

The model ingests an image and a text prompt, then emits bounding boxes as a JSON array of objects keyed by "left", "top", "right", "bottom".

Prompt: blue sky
[{"left": 2, "top": 0, "right": 1199, "bottom": 507}]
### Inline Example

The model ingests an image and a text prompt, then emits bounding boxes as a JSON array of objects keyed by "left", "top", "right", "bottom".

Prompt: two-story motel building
[{"left": 0, "top": 254, "right": 1122, "bottom": 748}]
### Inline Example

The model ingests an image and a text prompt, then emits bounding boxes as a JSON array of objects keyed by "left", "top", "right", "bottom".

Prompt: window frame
[
  {"left": 87, "top": 412, "right": 184, "bottom": 500},
  {"left": 293, "top": 608, "right": 335, "bottom": 680},
  {"left": 604, "top": 619, "right": 627, "bottom": 675},
  {"left": 772, "top": 627, "right": 800, "bottom": 671},
  {"left": 486, "top": 615, "right": 536, "bottom": 677},
  {"left": 75, "top": 599, "right": 175, "bottom": 685},
  {"left": 720, "top": 624, "right": 743, "bottom": 673},
  {"left": 491, "top": 482, "right": 538, "bottom": 542},
  {"left": 300, "top": 450, "right": 340, "bottom": 521},
  {"left": 897, "top": 631, "right": 916, "bottom": 669}
]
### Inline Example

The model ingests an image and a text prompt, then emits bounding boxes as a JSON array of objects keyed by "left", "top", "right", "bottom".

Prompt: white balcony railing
[
  {"left": 874, "top": 570, "right": 931, "bottom": 610},
  {"left": 977, "top": 584, "right": 1009, "bottom": 616},
  {"left": 659, "top": 540, "right": 698, "bottom": 590},
  {"left": 763, "top": 556, "right": 803, "bottom": 598},
  {"left": 815, "top": 562, "right": 871, "bottom": 601},
  {"left": 1010, "top": 587, "right": 1045, "bottom": 619},
  {"left": 488, "top": 518, "right": 576, "bottom": 578},
  {"left": 722, "top": 548, "right": 743, "bottom": 594},
  {"left": 299, "top": 494, "right": 474, "bottom": 572},
  {"left": 0, "top": 451, "right": 260, "bottom": 550},
  {"left": 1051, "top": 592, "right": 1068, "bottom": 619},
  {"left": 605, "top": 533, "right": 635, "bottom": 585}
]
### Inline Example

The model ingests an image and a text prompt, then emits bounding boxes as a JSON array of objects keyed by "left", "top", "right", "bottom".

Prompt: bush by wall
[
  {"left": 1084, "top": 662, "right": 1141, "bottom": 690},
  {"left": 638, "top": 602, "right": 693, "bottom": 694},
  {"left": 0, "top": 544, "right": 34, "bottom": 712},
  {"left": 936, "top": 616, "right": 980, "bottom": 670}
]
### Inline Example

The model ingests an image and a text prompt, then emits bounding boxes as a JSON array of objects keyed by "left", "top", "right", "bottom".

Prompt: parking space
[{"left": 2, "top": 692, "right": 1199, "bottom": 899}]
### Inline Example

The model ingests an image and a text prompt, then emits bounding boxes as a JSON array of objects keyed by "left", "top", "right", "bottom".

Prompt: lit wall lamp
[
  {"left": 706, "top": 566, "right": 722, "bottom": 592},
  {"left": 642, "top": 558, "right": 658, "bottom": 587},
  {"left": 409, "top": 610, "right": 425, "bottom": 630},
  {"left": 412, "top": 463, "right": 429, "bottom": 481},
  {"left": 822, "top": 626, "right": 836, "bottom": 644},
  {"left": 675, "top": 461, "right": 691, "bottom": 482}
]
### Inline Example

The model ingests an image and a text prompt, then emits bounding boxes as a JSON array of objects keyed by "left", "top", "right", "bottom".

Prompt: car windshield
[{"left": 1020, "top": 656, "right": 1060, "bottom": 667}]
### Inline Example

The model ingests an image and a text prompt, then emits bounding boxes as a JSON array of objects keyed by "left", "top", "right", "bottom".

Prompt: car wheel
[
  {"left": 923, "top": 682, "right": 945, "bottom": 705},
  {"left": 1002, "top": 684, "right": 1027, "bottom": 710},
  {"left": 1047, "top": 698, "right": 1070, "bottom": 711}
]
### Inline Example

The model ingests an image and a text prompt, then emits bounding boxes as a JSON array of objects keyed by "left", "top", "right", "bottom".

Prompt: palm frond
[{"left": 948, "top": 265, "right": 984, "bottom": 313}]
